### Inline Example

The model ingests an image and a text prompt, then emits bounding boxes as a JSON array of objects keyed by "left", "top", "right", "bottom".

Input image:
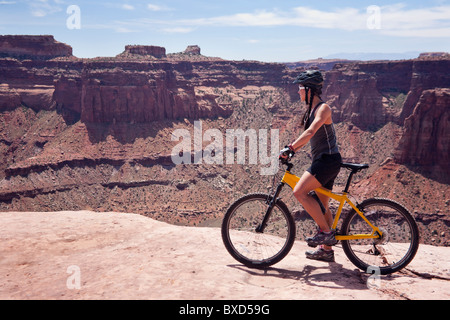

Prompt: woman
[{"left": 279, "top": 70, "right": 342, "bottom": 262}]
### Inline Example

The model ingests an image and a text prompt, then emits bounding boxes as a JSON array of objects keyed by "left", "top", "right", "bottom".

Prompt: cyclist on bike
[{"left": 280, "top": 70, "right": 342, "bottom": 262}]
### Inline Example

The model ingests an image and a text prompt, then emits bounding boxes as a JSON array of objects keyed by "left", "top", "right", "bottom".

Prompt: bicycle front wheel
[
  {"left": 221, "top": 193, "right": 296, "bottom": 268},
  {"left": 341, "top": 198, "right": 419, "bottom": 275}
]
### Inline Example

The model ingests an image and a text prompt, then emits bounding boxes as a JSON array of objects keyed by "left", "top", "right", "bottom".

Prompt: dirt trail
[{"left": 0, "top": 211, "right": 448, "bottom": 300}]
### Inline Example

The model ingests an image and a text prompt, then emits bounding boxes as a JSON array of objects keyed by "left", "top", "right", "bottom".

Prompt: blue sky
[{"left": 1, "top": 0, "right": 449, "bottom": 61}]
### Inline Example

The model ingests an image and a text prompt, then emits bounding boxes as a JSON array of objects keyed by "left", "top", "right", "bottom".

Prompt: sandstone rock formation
[
  {"left": 418, "top": 52, "right": 450, "bottom": 59},
  {"left": 0, "top": 38, "right": 290, "bottom": 123},
  {"left": 394, "top": 88, "right": 449, "bottom": 174},
  {"left": 119, "top": 45, "right": 167, "bottom": 59},
  {"left": 184, "top": 45, "right": 201, "bottom": 55},
  {"left": 323, "top": 59, "right": 450, "bottom": 129},
  {"left": 0, "top": 35, "right": 72, "bottom": 60}
]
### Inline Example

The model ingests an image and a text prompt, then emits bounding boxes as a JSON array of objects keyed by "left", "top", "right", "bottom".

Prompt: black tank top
[{"left": 305, "top": 102, "right": 340, "bottom": 161}]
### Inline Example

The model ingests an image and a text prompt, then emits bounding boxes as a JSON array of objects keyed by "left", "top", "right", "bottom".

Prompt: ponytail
[
  {"left": 301, "top": 88, "right": 324, "bottom": 130},
  {"left": 302, "top": 87, "right": 317, "bottom": 130}
]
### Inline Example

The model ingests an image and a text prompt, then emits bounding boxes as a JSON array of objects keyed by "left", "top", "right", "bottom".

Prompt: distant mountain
[{"left": 324, "top": 51, "right": 421, "bottom": 61}]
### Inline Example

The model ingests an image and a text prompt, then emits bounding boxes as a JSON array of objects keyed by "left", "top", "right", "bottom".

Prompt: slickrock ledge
[{"left": 0, "top": 211, "right": 448, "bottom": 300}]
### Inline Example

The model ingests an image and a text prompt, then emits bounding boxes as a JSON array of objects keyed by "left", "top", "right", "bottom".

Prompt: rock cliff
[
  {"left": 323, "top": 59, "right": 450, "bottom": 129},
  {"left": 0, "top": 35, "right": 72, "bottom": 60},
  {"left": 394, "top": 88, "right": 449, "bottom": 173},
  {"left": 0, "top": 38, "right": 290, "bottom": 123},
  {"left": 184, "top": 45, "right": 201, "bottom": 55},
  {"left": 122, "top": 45, "right": 166, "bottom": 58}
]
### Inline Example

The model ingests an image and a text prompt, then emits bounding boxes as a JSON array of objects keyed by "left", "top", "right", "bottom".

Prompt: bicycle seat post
[
  {"left": 344, "top": 171, "right": 355, "bottom": 193},
  {"left": 341, "top": 163, "right": 369, "bottom": 193}
]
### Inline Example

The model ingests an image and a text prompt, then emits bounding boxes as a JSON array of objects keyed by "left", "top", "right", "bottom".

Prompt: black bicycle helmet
[
  {"left": 294, "top": 70, "right": 324, "bottom": 129},
  {"left": 293, "top": 70, "right": 323, "bottom": 91}
]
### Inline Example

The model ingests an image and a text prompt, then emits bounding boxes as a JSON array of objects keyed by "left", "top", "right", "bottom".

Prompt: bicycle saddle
[{"left": 341, "top": 163, "right": 369, "bottom": 172}]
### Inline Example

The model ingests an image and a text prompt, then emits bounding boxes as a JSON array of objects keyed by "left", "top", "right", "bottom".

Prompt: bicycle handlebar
[{"left": 279, "top": 157, "right": 294, "bottom": 171}]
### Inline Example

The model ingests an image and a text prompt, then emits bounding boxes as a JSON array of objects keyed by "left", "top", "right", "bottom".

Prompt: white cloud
[
  {"left": 147, "top": 4, "right": 171, "bottom": 12},
  {"left": 162, "top": 27, "right": 195, "bottom": 34},
  {"left": 26, "top": 0, "right": 63, "bottom": 17},
  {"left": 174, "top": 7, "right": 365, "bottom": 30},
  {"left": 375, "top": 4, "right": 450, "bottom": 37},
  {"left": 122, "top": 4, "right": 134, "bottom": 11},
  {"left": 170, "top": 4, "right": 450, "bottom": 38},
  {"left": 89, "top": 3, "right": 449, "bottom": 40}
]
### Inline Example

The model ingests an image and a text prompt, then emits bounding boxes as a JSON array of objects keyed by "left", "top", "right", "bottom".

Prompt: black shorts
[{"left": 307, "top": 153, "right": 342, "bottom": 190}]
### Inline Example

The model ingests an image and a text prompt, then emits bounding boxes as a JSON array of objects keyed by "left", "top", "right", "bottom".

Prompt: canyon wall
[
  {"left": 394, "top": 88, "right": 449, "bottom": 170},
  {"left": 0, "top": 35, "right": 72, "bottom": 60},
  {"left": 323, "top": 59, "right": 450, "bottom": 128},
  {"left": 1, "top": 36, "right": 290, "bottom": 123},
  {"left": 322, "top": 59, "right": 450, "bottom": 176}
]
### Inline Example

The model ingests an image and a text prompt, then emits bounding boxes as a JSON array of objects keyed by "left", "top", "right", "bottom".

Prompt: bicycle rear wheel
[
  {"left": 341, "top": 198, "right": 419, "bottom": 275},
  {"left": 221, "top": 193, "right": 296, "bottom": 268}
]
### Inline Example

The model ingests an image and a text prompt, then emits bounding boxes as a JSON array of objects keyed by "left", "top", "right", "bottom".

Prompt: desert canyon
[{"left": 0, "top": 35, "right": 448, "bottom": 300}]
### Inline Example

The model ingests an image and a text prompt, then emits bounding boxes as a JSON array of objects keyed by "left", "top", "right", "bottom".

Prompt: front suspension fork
[{"left": 255, "top": 182, "right": 285, "bottom": 233}]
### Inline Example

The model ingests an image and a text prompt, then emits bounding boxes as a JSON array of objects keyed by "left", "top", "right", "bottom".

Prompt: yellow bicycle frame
[{"left": 281, "top": 170, "right": 382, "bottom": 241}]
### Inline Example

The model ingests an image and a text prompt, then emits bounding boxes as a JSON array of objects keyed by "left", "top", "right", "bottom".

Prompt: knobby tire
[{"left": 221, "top": 193, "right": 296, "bottom": 268}]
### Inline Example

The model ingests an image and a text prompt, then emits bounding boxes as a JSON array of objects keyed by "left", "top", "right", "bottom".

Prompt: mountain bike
[{"left": 221, "top": 158, "right": 419, "bottom": 275}]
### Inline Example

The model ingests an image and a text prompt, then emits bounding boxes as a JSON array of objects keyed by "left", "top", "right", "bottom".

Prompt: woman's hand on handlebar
[{"left": 279, "top": 145, "right": 295, "bottom": 162}]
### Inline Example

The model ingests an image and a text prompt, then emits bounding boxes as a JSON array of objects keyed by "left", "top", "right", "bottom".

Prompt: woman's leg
[
  {"left": 316, "top": 191, "right": 334, "bottom": 251},
  {"left": 316, "top": 191, "right": 333, "bottom": 229},
  {"left": 293, "top": 171, "right": 331, "bottom": 232}
]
